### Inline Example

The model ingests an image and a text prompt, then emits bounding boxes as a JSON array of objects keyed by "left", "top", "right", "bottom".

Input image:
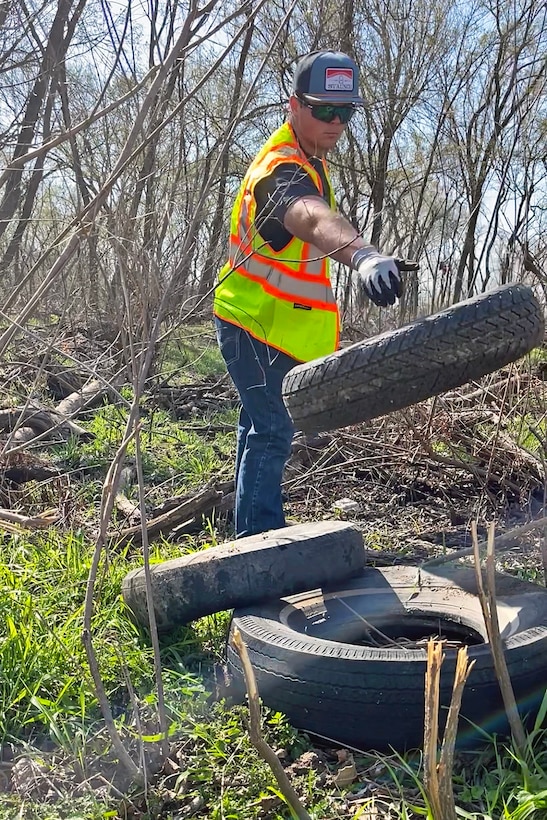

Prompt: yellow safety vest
[{"left": 213, "top": 121, "right": 340, "bottom": 362}]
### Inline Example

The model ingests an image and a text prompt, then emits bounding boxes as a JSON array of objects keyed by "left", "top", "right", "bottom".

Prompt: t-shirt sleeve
[{"left": 253, "top": 163, "right": 321, "bottom": 251}]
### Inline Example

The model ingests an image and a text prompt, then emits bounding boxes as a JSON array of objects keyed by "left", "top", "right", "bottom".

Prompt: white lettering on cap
[{"left": 325, "top": 67, "right": 354, "bottom": 91}]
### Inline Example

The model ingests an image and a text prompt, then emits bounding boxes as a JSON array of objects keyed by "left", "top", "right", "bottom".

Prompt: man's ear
[{"left": 288, "top": 94, "right": 300, "bottom": 115}]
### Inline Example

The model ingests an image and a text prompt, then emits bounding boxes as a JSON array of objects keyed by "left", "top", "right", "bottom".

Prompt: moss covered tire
[
  {"left": 282, "top": 284, "right": 545, "bottom": 433},
  {"left": 227, "top": 564, "right": 547, "bottom": 751},
  {"left": 122, "top": 521, "right": 365, "bottom": 630}
]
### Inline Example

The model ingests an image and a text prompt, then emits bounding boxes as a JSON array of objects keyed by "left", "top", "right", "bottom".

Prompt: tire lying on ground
[
  {"left": 122, "top": 521, "right": 365, "bottom": 631},
  {"left": 227, "top": 564, "right": 547, "bottom": 752},
  {"left": 282, "top": 283, "right": 545, "bottom": 433}
]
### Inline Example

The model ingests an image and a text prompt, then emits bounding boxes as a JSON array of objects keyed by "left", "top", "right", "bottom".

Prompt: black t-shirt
[{"left": 253, "top": 158, "right": 332, "bottom": 252}]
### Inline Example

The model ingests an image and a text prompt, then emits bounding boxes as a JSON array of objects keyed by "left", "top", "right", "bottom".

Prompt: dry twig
[
  {"left": 133, "top": 418, "right": 169, "bottom": 761},
  {"left": 82, "top": 427, "right": 141, "bottom": 780},
  {"left": 423, "top": 515, "right": 547, "bottom": 567},
  {"left": 108, "top": 486, "right": 222, "bottom": 547},
  {"left": 231, "top": 628, "right": 312, "bottom": 820},
  {"left": 471, "top": 521, "right": 527, "bottom": 755}
]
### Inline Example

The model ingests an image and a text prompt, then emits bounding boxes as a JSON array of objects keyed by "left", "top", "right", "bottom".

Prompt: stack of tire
[{"left": 123, "top": 285, "right": 547, "bottom": 751}]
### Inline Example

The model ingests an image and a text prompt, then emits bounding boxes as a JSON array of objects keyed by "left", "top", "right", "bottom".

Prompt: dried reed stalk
[
  {"left": 471, "top": 521, "right": 526, "bottom": 755},
  {"left": 231, "top": 629, "right": 312, "bottom": 820},
  {"left": 423, "top": 640, "right": 475, "bottom": 820}
]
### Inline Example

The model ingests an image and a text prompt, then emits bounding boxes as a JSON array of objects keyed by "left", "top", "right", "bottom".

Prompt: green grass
[
  {"left": 0, "top": 796, "right": 114, "bottom": 819},
  {"left": 0, "top": 529, "right": 229, "bottom": 737},
  {"left": 505, "top": 414, "right": 547, "bottom": 456},
  {"left": 3, "top": 332, "right": 547, "bottom": 818},
  {"left": 4, "top": 521, "right": 547, "bottom": 819},
  {"left": 452, "top": 719, "right": 547, "bottom": 819},
  {"left": 158, "top": 322, "right": 227, "bottom": 382},
  {"left": 0, "top": 529, "right": 152, "bottom": 740},
  {"left": 527, "top": 346, "right": 547, "bottom": 367},
  {"left": 51, "top": 402, "right": 237, "bottom": 502},
  {"left": 147, "top": 704, "right": 313, "bottom": 820},
  {"left": 431, "top": 439, "right": 478, "bottom": 464},
  {"left": 0, "top": 521, "right": 317, "bottom": 818}
]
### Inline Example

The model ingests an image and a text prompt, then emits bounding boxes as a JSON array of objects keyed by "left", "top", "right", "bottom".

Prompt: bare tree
[
  {"left": 0, "top": 0, "right": 87, "bottom": 247},
  {"left": 448, "top": 0, "right": 547, "bottom": 301},
  {"left": 0, "top": 0, "right": 546, "bottom": 336}
]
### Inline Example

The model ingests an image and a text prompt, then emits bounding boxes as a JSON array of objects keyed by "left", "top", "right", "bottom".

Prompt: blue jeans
[{"left": 215, "top": 317, "right": 297, "bottom": 538}]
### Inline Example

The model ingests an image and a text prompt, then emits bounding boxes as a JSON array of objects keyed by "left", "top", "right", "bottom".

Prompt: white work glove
[{"left": 351, "top": 247, "right": 402, "bottom": 307}]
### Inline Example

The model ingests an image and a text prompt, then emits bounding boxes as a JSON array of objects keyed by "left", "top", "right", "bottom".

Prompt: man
[{"left": 214, "top": 50, "right": 403, "bottom": 538}]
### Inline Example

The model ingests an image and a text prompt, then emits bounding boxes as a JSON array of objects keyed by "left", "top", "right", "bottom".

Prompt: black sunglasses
[{"left": 297, "top": 96, "right": 357, "bottom": 124}]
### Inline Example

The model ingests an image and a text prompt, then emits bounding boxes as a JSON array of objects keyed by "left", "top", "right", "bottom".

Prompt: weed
[
  {"left": 159, "top": 323, "right": 226, "bottom": 382},
  {"left": 0, "top": 796, "right": 112, "bottom": 819},
  {"left": 505, "top": 415, "right": 547, "bottom": 455},
  {"left": 0, "top": 529, "right": 155, "bottom": 740}
]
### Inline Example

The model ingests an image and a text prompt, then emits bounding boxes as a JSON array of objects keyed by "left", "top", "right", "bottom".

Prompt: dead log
[
  {"left": 109, "top": 486, "right": 223, "bottom": 547},
  {"left": 0, "top": 408, "right": 90, "bottom": 445},
  {"left": 46, "top": 364, "right": 87, "bottom": 400},
  {"left": 115, "top": 493, "right": 140, "bottom": 522},
  {"left": 4, "top": 464, "right": 61, "bottom": 484},
  {"left": 55, "top": 378, "right": 113, "bottom": 416},
  {"left": 150, "top": 480, "right": 233, "bottom": 518},
  {"left": 1, "top": 378, "right": 114, "bottom": 450}
]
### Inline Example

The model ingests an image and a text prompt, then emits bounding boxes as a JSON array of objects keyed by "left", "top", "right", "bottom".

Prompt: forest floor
[{"left": 1, "top": 324, "right": 546, "bottom": 819}]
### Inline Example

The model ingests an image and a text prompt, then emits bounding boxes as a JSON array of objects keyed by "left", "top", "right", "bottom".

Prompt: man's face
[{"left": 289, "top": 95, "right": 350, "bottom": 156}]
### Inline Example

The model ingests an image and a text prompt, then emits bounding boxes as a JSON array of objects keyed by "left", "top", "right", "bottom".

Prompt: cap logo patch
[{"left": 325, "top": 67, "right": 354, "bottom": 91}]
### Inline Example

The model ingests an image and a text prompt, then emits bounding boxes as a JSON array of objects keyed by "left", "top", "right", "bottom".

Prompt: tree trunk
[{"left": 0, "top": 0, "right": 78, "bottom": 242}]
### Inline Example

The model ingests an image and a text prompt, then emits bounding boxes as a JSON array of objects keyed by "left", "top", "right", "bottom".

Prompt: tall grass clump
[{"left": 0, "top": 529, "right": 153, "bottom": 742}]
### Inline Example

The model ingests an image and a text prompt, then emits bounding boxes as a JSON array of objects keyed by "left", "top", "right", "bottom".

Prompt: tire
[
  {"left": 227, "top": 564, "right": 547, "bottom": 751},
  {"left": 282, "top": 284, "right": 545, "bottom": 433},
  {"left": 122, "top": 521, "right": 365, "bottom": 630}
]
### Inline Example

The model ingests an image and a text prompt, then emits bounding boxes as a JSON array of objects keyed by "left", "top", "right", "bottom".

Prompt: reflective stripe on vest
[{"left": 214, "top": 122, "right": 340, "bottom": 362}]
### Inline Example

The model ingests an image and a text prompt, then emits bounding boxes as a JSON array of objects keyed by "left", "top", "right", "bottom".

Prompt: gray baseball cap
[{"left": 292, "top": 51, "right": 365, "bottom": 105}]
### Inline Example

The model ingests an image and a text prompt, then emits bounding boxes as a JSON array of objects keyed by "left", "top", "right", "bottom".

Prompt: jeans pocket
[{"left": 216, "top": 320, "right": 241, "bottom": 367}]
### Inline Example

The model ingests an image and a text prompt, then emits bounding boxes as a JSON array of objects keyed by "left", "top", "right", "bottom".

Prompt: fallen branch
[
  {"left": 422, "top": 515, "right": 547, "bottom": 567},
  {"left": 231, "top": 628, "right": 312, "bottom": 820},
  {"left": 0, "top": 407, "right": 89, "bottom": 443},
  {"left": 55, "top": 378, "right": 115, "bottom": 416},
  {"left": 3, "top": 463, "right": 61, "bottom": 484},
  {"left": 0, "top": 507, "right": 59, "bottom": 530},
  {"left": 115, "top": 493, "right": 141, "bottom": 522},
  {"left": 149, "top": 479, "right": 233, "bottom": 517},
  {"left": 109, "top": 486, "right": 222, "bottom": 547}
]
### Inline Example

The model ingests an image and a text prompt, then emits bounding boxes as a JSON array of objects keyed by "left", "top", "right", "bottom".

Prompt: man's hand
[{"left": 352, "top": 249, "right": 402, "bottom": 307}]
